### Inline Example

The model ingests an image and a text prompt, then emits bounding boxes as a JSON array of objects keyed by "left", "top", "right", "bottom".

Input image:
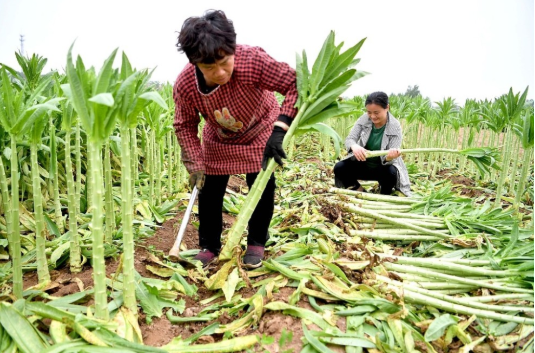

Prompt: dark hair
[
  {"left": 365, "top": 91, "right": 389, "bottom": 109},
  {"left": 176, "top": 10, "right": 237, "bottom": 64}
]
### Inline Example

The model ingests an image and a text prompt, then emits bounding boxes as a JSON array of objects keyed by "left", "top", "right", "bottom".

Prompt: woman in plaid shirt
[{"left": 173, "top": 10, "right": 298, "bottom": 268}]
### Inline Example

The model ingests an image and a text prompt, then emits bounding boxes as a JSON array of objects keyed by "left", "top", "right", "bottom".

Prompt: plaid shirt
[{"left": 173, "top": 45, "right": 298, "bottom": 175}]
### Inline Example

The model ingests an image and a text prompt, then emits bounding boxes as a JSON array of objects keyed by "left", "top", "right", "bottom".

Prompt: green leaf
[
  {"left": 134, "top": 271, "right": 184, "bottom": 323},
  {"left": 93, "top": 48, "right": 118, "bottom": 96},
  {"left": 522, "top": 112, "right": 534, "bottom": 148},
  {"left": 50, "top": 242, "right": 71, "bottom": 267},
  {"left": 139, "top": 92, "right": 168, "bottom": 111},
  {"left": 89, "top": 93, "right": 114, "bottom": 107},
  {"left": 0, "top": 302, "right": 49, "bottom": 353},
  {"left": 424, "top": 314, "right": 459, "bottom": 342},
  {"left": 299, "top": 85, "right": 349, "bottom": 123},
  {"left": 300, "top": 102, "right": 354, "bottom": 126},
  {"left": 309, "top": 31, "right": 335, "bottom": 97},
  {"left": 302, "top": 322, "right": 336, "bottom": 353},
  {"left": 65, "top": 43, "right": 91, "bottom": 132},
  {"left": 321, "top": 38, "right": 366, "bottom": 86}
]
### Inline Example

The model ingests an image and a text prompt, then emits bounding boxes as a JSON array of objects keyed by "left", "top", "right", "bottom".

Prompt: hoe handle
[{"left": 169, "top": 186, "right": 199, "bottom": 261}]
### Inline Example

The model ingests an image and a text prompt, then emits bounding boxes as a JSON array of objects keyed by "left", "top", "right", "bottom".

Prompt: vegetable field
[{"left": 0, "top": 34, "right": 533, "bottom": 353}]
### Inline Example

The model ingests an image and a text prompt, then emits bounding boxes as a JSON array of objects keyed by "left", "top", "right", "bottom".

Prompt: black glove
[
  {"left": 262, "top": 126, "right": 287, "bottom": 170},
  {"left": 189, "top": 171, "right": 205, "bottom": 190}
]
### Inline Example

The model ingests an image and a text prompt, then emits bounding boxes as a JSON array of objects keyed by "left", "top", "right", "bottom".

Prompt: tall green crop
[
  {"left": 62, "top": 44, "right": 119, "bottom": 320},
  {"left": 0, "top": 65, "right": 60, "bottom": 297},
  {"left": 113, "top": 52, "right": 167, "bottom": 314}
]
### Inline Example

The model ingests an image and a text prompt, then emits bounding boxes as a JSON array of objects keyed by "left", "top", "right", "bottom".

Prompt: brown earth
[{"left": 437, "top": 168, "right": 486, "bottom": 199}]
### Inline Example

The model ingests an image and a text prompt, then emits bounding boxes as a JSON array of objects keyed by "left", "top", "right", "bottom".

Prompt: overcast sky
[{"left": 1, "top": 0, "right": 533, "bottom": 104}]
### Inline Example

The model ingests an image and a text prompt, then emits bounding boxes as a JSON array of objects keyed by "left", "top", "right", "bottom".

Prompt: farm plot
[{"left": 0, "top": 34, "right": 533, "bottom": 352}]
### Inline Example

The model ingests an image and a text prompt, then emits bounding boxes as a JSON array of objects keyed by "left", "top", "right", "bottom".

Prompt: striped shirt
[{"left": 173, "top": 45, "right": 298, "bottom": 175}]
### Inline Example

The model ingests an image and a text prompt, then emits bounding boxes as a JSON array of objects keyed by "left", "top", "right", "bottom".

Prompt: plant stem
[
  {"left": 384, "top": 262, "right": 533, "bottom": 294},
  {"left": 338, "top": 201, "right": 451, "bottom": 239},
  {"left": 75, "top": 119, "right": 82, "bottom": 217},
  {"left": 403, "top": 288, "right": 534, "bottom": 324},
  {"left": 9, "top": 136, "right": 22, "bottom": 299},
  {"left": 494, "top": 128, "right": 513, "bottom": 208},
  {"left": 49, "top": 116, "right": 64, "bottom": 234},
  {"left": 514, "top": 148, "right": 533, "bottom": 213},
  {"left": 0, "top": 155, "right": 12, "bottom": 249},
  {"left": 103, "top": 140, "right": 114, "bottom": 243},
  {"left": 65, "top": 127, "right": 81, "bottom": 273},
  {"left": 330, "top": 187, "right": 417, "bottom": 204},
  {"left": 119, "top": 126, "right": 137, "bottom": 314},
  {"left": 31, "top": 142, "right": 50, "bottom": 284},
  {"left": 380, "top": 276, "right": 534, "bottom": 314},
  {"left": 88, "top": 141, "right": 108, "bottom": 320}
]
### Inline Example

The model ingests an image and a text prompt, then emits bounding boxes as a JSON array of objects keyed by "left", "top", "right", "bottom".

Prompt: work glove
[
  {"left": 189, "top": 171, "right": 205, "bottom": 190},
  {"left": 262, "top": 126, "right": 287, "bottom": 170}
]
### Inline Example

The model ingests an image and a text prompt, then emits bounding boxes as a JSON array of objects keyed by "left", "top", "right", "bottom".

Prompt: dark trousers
[
  {"left": 198, "top": 172, "right": 276, "bottom": 254},
  {"left": 333, "top": 158, "right": 398, "bottom": 195}
]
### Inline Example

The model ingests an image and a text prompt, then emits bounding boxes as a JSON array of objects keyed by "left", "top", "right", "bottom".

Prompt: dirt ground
[{"left": 21, "top": 175, "right": 336, "bottom": 352}]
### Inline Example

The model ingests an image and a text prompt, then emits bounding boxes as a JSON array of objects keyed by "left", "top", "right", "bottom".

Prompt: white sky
[{"left": 1, "top": 0, "right": 533, "bottom": 104}]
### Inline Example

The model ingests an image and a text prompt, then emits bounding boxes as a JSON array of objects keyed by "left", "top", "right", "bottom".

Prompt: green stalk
[
  {"left": 514, "top": 147, "right": 533, "bottom": 212},
  {"left": 329, "top": 187, "right": 417, "bottom": 204},
  {"left": 119, "top": 126, "right": 137, "bottom": 313},
  {"left": 31, "top": 142, "right": 51, "bottom": 283},
  {"left": 494, "top": 128, "right": 513, "bottom": 208},
  {"left": 174, "top": 141, "right": 181, "bottom": 191},
  {"left": 385, "top": 256, "right": 519, "bottom": 277},
  {"left": 384, "top": 262, "right": 533, "bottom": 294},
  {"left": 49, "top": 116, "right": 64, "bottom": 233},
  {"left": 458, "top": 126, "right": 470, "bottom": 173},
  {"left": 75, "top": 120, "right": 82, "bottom": 216},
  {"left": 103, "top": 140, "right": 114, "bottom": 243},
  {"left": 149, "top": 130, "right": 154, "bottom": 201},
  {"left": 377, "top": 254, "right": 491, "bottom": 267},
  {"left": 508, "top": 136, "right": 521, "bottom": 188},
  {"left": 88, "top": 141, "right": 108, "bottom": 320},
  {"left": 167, "top": 131, "right": 173, "bottom": 195},
  {"left": 156, "top": 133, "right": 162, "bottom": 204},
  {"left": 352, "top": 229, "right": 446, "bottom": 235},
  {"left": 0, "top": 155, "right": 12, "bottom": 249},
  {"left": 338, "top": 201, "right": 450, "bottom": 239},
  {"left": 380, "top": 276, "right": 534, "bottom": 315},
  {"left": 64, "top": 127, "right": 81, "bottom": 273},
  {"left": 350, "top": 232, "right": 441, "bottom": 242},
  {"left": 458, "top": 293, "right": 534, "bottom": 303},
  {"left": 131, "top": 126, "right": 138, "bottom": 196},
  {"left": 10, "top": 136, "right": 22, "bottom": 298},
  {"left": 403, "top": 288, "right": 534, "bottom": 324}
]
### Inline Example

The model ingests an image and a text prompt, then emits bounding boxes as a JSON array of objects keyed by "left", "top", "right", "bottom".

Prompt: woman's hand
[
  {"left": 351, "top": 144, "right": 368, "bottom": 161},
  {"left": 385, "top": 148, "right": 401, "bottom": 161}
]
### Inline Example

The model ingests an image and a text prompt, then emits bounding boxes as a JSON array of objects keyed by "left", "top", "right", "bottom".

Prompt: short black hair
[
  {"left": 365, "top": 91, "right": 389, "bottom": 109},
  {"left": 176, "top": 9, "right": 237, "bottom": 64}
]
